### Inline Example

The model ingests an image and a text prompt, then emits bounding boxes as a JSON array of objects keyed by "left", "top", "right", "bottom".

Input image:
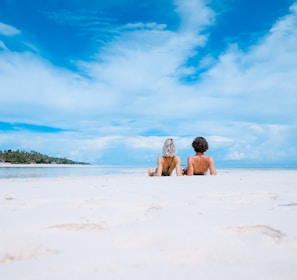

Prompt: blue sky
[{"left": 0, "top": 0, "right": 297, "bottom": 167}]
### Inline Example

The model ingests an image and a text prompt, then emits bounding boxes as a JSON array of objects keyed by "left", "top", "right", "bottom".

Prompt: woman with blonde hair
[{"left": 148, "top": 138, "right": 183, "bottom": 176}]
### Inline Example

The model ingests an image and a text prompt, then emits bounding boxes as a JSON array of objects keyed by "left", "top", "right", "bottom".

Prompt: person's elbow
[{"left": 210, "top": 169, "right": 217, "bottom": 175}]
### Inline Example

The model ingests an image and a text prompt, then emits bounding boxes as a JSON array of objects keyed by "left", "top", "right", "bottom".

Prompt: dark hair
[{"left": 192, "top": 137, "right": 209, "bottom": 153}]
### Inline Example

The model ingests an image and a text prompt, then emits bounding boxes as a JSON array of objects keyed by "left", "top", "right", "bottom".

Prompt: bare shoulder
[
  {"left": 187, "top": 156, "right": 193, "bottom": 164},
  {"left": 206, "top": 155, "right": 214, "bottom": 161},
  {"left": 157, "top": 156, "right": 164, "bottom": 163},
  {"left": 205, "top": 155, "right": 215, "bottom": 166}
]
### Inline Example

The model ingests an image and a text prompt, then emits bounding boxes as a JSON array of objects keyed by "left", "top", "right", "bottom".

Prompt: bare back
[
  {"left": 187, "top": 153, "right": 216, "bottom": 175},
  {"left": 155, "top": 156, "right": 182, "bottom": 176}
]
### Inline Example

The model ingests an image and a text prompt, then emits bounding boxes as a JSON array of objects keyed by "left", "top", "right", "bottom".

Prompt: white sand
[{"left": 1, "top": 170, "right": 297, "bottom": 280}]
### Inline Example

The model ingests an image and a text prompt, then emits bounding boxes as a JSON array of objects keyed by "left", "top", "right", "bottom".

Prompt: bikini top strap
[{"left": 164, "top": 156, "right": 175, "bottom": 169}]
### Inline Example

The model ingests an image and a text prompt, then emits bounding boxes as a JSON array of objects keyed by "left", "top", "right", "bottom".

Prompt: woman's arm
[
  {"left": 208, "top": 156, "right": 217, "bottom": 175},
  {"left": 174, "top": 156, "right": 183, "bottom": 176},
  {"left": 153, "top": 156, "right": 164, "bottom": 176},
  {"left": 186, "top": 156, "right": 194, "bottom": 176}
]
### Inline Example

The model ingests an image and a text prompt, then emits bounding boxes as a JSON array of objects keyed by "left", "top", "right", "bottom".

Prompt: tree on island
[{"left": 0, "top": 150, "right": 89, "bottom": 165}]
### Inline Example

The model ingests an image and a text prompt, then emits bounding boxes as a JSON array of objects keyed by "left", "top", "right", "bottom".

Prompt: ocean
[
  {"left": 0, "top": 164, "right": 146, "bottom": 179},
  {"left": 1, "top": 164, "right": 295, "bottom": 179}
]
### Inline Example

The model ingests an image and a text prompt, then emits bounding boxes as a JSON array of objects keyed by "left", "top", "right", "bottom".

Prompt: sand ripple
[
  {"left": 45, "top": 223, "right": 105, "bottom": 231},
  {"left": 0, "top": 248, "right": 58, "bottom": 263}
]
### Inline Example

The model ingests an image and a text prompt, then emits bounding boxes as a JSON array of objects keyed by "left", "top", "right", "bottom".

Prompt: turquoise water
[
  {"left": 0, "top": 165, "right": 146, "bottom": 179},
  {"left": 1, "top": 164, "right": 296, "bottom": 179}
]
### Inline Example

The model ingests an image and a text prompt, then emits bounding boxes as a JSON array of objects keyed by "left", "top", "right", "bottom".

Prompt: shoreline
[{"left": 1, "top": 164, "right": 297, "bottom": 180}]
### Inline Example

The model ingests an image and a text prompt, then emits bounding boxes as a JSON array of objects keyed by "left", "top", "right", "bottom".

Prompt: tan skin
[
  {"left": 187, "top": 152, "right": 217, "bottom": 175},
  {"left": 148, "top": 156, "right": 183, "bottom": 176}
]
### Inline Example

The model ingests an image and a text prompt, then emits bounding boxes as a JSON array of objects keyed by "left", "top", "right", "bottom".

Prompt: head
[
  {"left": 162, "top": 138, "right": 176, "bottom": 157},
  {"left": 192, "top": 137, "right": 209, "bottom": 153}
]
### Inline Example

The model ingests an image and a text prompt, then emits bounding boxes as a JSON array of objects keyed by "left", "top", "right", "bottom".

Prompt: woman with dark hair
[
  {"left": 186, "top": 137, "right": 217, "bottom": 175},
  {"left": 148, "top": 138, "right": 183, "bottom": 176}
]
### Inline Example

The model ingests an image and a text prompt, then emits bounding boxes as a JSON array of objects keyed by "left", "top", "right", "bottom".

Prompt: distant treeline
[{"left": 0, "top": 150, "right": 89, "bottom": 165}]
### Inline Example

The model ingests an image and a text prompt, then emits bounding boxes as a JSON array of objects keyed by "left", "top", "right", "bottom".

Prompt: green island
[{"left": 0, "top": 150, "right": 90, "bottom": 165}]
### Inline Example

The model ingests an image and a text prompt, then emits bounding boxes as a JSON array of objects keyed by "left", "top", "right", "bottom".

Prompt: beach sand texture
[{"left": 1, "top": 170, "right": 297, "bottom": 280}]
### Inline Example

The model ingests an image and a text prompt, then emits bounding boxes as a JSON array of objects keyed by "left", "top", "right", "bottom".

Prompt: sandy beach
[{"left": 1, "top": 169, "right": 297, "bottom": 280}]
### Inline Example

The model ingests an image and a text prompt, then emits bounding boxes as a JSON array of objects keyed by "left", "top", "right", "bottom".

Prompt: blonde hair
[{"left": 162, "top": 138, "right": 176, "bottom": 157}]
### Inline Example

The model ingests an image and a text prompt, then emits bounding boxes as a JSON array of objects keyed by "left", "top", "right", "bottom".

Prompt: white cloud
[
  {"left": 195, "top": 4, "right": 297, "bottom": 125},
  {"left": 0, "top": 22, "right": 20, "bottom": 36},
  {"left": 121, "top": 22, "right": 167, "bottom": 31},
  {"left": 174, "top": 0, "right": 215, "bottom": 33},
  {"left": 1, "top": 2, "right": 297, "bottom": 166},
  {"left": 226, "top": 151, "right": 246, "bottom": 160},
  {"left": 0, "top": 40, "right": 9, "bottom": 50}
]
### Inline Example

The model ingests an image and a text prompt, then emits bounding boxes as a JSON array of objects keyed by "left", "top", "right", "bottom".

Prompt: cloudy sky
[{"left": 0, "top": 0, "right": 296, "bottom": 167}]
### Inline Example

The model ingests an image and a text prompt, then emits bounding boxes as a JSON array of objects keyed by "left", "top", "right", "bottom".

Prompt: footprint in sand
[
  {"left": 3, "top": 194, "right": 14, "bottom": 200},
  {"left": 225, "top": 225, "right": 285, "bottom": 243},
  {"left": 144, "top": 203, "right": 168, "bottom": 218}
]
